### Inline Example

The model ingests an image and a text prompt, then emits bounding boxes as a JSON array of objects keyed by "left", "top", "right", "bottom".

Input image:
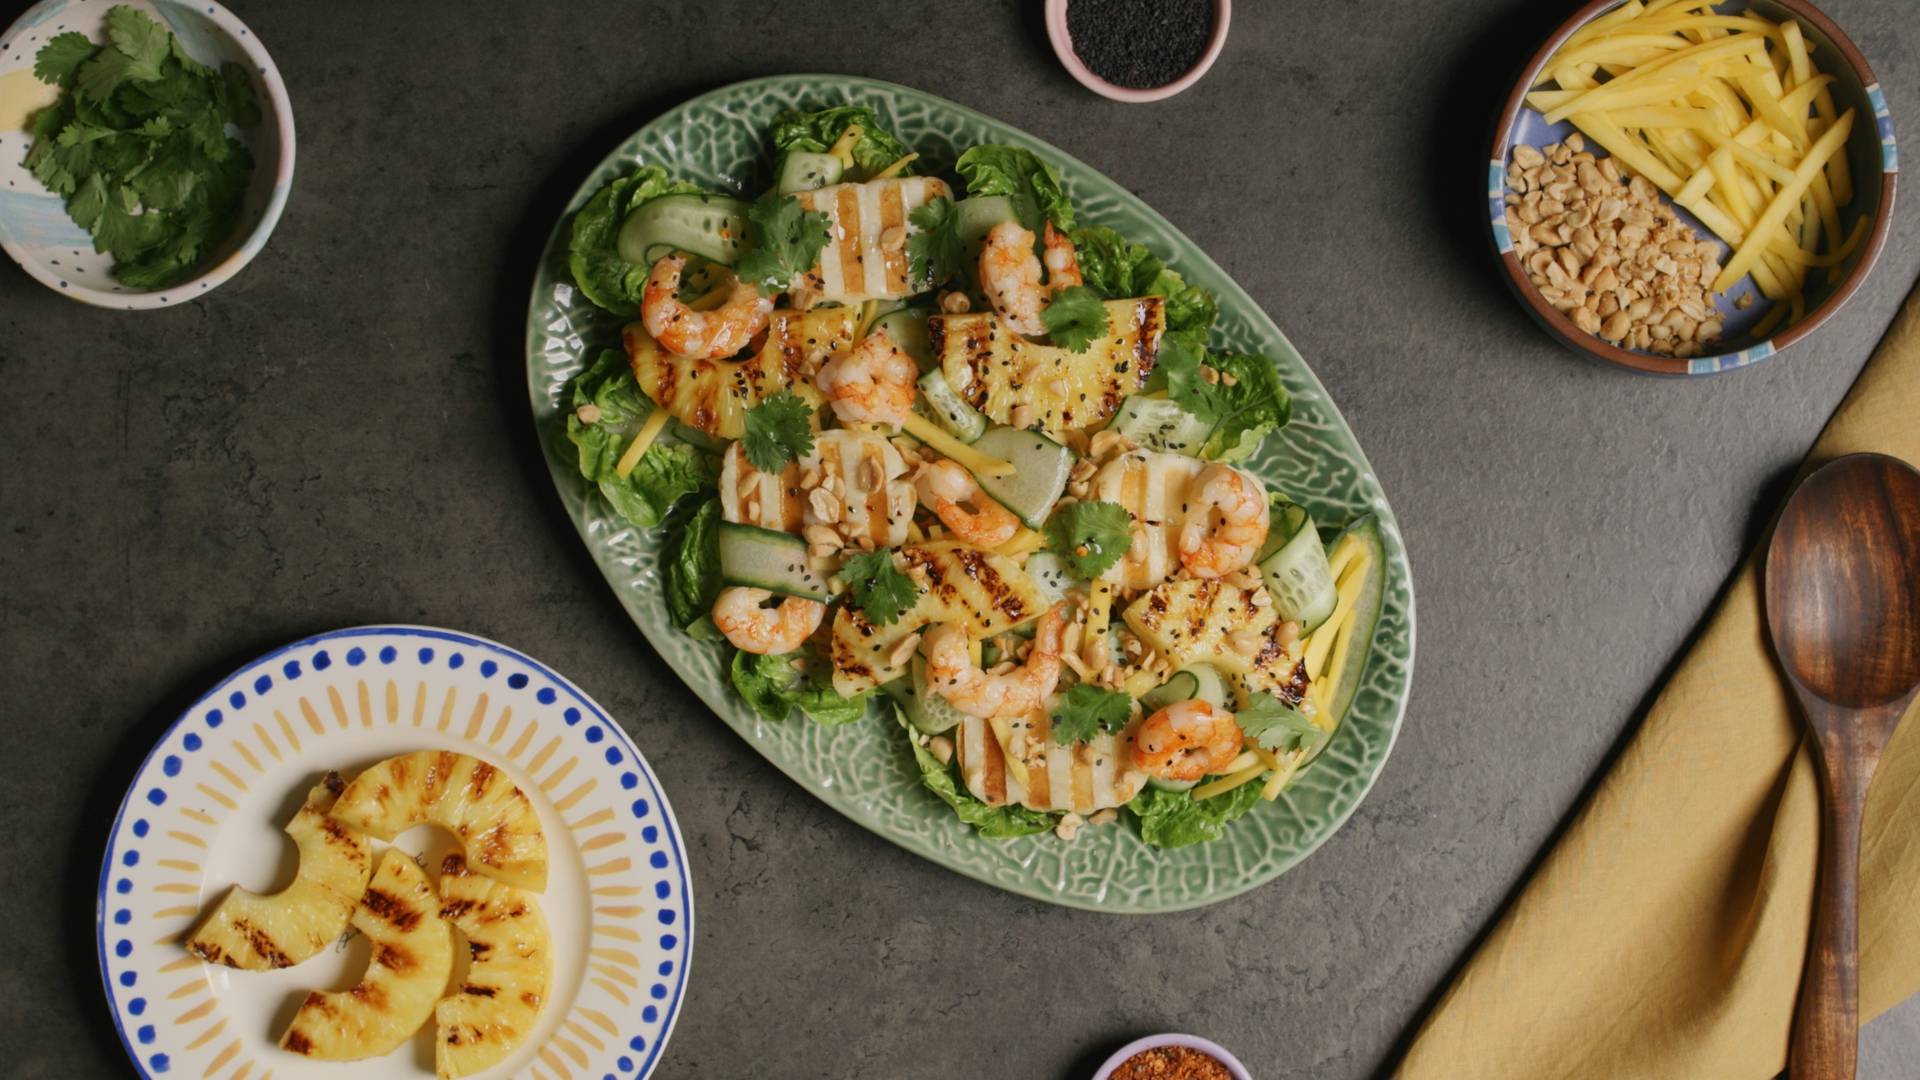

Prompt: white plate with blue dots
[{"left": 95, "top": 626, "right": 692, "bottom": 1080}]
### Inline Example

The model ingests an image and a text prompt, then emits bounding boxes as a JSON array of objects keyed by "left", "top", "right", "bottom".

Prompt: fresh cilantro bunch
[
  {"left": 742, "top": 392, "right": 816, "bottom": 473},
  {"left": 25, "top": 6, "right": 261, "bottom": 289},
  {"left": 1050, "top": 684, "right": 1133, "bottom": 745},
  {"left": 838, "top": 549, "right": 919, "bottom": 627},
  {"left": 1044, "top": 501, "right": 1134, "bottom": 579},
  {"left": 734, "top": 195, "right": 831, "bottom": 296}
]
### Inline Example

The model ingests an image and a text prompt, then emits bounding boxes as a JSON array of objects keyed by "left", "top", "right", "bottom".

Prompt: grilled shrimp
[
  {"left": 915, "top": 459, "right": 1019, "bottom": 548},
  {"left": 1132, "top": 699, "right": 1244, "bottom": 782},
  {"left": 1178, "top": 464, "right": 1270, "bottom": 579},
  {"left": 711, "top": 587, "right": 825, "bottom": 655},
  {"left": 642, "top": 254, "right": 774, "bottom": 360},
  {"left": 978, "top": 221, "right": 1082, "bottom": 337},
  {"left": 924, "top": 604, "right": 1067, "bottom": 719},
  {"left": 815, "top": 327, "right": 918, "bottom": 426}
]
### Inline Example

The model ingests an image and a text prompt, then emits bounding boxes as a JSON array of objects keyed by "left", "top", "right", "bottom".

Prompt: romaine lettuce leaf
[
  {"left": 1127, "top": 782, "right": 1265, "bottom": 848},
  {"left": 731, "top": 648, "right": 869, "bottom": 726},
  {"left": 1202, "top": 352, "right": 1293, "bottom": 461},
  {"left": 1072, "top": 224, "right": 1163, "bottom": 299},
  {"left": 664, "top": 497, "right": 722, "bottom": 636},
  {"left": 770, "top": 105, "right": 913, "bottom": 181},
  {"left": 568, "top": 166, "right": 706, "bottom": 314},
  {"left": 956, "top": 144, "right": 1074, "bottom": 233},
  {"left": 894, "top": 707, "right": 1058, "bottom": 838},
  {"left": 1148, "top": 265, "right": 1218, "bottom": 335},
  {"left": 564, "top": 349, "right": 717, "bottom": 527}
]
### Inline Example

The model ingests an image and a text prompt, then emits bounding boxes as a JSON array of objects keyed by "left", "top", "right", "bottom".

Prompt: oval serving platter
[
  {"left": 524, "top": 75, "right": 1415, "bottom": 914},
  {"left": 96, "top": 626, "right": 693, "bottom": 1080}
]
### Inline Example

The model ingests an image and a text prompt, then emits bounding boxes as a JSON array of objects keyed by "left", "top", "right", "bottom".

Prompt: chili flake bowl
[
  {"left": 1091, "top": 1034, "right": 1253, "bottom": 1080},
  {"left": 1043, "top": 0, "right": 1231, "bottom": 104},
  {"left": 1489, "top": 0, "right": 1895, "bottom": 376},
  {"left": 0, "top": 0, "right": 295, "bottom": 310}
]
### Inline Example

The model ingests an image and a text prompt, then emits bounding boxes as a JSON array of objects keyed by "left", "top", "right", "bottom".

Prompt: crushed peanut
[
  {"left": 1507, "top": 136, "right": 1726, "bottom": 359},
  {"left": 1054, "top": 812, "right": 1085, "bottom": 841},
  {"left": 575, "top": 403, "right": 602, "bottom": 424},
  {"left": 938, "top": 290, "right": 971, "bottom": 314},
  {"left": 927, "top": 734, "right": 954, "bottom": 765}
]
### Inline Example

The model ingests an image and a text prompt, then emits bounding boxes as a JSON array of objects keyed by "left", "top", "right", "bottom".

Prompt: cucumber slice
[
  {"left": 969, "top": 427, "right": 1072, "bottom": 529},
  {"left": 917, "top": 369, "right": 988, "bottom": 443},
  {"left": 1258, "top": 502, "right": 1338, "bottom": 634},
  {"left": 877, "top": 310, "right": 934, "bottom": 369},
  {"left": 1023, "top": 552, "right": 1073, "bottom": 606},
  {"left": 878, "top": 653, "right": 969, "bottom": 735},
  {"left": 1139, "top": 664, "right": 1231, "bottom": 712},
  {"left": 1107, "top": 395, "right": 1214, "bottom": 456},
  {"left": 955, "top": 195, "right": 1019, "bottom": 248},
  {"left": 1316, "top": 516, "right": 1387, "bottom": 740},
  {"left": 777, "top": 152, "right": 844, "bottom": 195},
  {"left": 617, "top": 193, "right": 750, "bottom": 267},
  {"left": 717, "top": 522, "right": 828, "bottom": 601}
]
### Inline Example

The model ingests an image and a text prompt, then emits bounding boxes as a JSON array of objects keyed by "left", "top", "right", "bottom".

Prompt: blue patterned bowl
[
  {"left": 0, "top": 0, "right": 293, "bottom": 309},
  {"left": 1489, "top": 0, "right": 1896, "bottom": 376}
]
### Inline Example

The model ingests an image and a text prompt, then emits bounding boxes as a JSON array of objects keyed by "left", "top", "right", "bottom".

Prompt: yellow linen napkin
[{"left": 1397, "top": 287, "right": 1920, "bottom": 1080}]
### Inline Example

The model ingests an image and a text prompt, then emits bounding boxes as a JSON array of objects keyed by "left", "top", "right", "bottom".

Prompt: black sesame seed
[{"left": 1068, "top": 0, "right": 1213, "bottom": 90}]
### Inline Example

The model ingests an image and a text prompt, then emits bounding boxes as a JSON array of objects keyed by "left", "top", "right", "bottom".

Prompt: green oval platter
[{"left": 524, "top": 75, "right": 1415, "bottom": 913}]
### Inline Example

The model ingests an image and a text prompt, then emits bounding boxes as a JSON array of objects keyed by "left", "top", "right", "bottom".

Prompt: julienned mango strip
[
  {"left": 1714, "top": 109, "right": 1856, "bottom": 292},
  {"left": 1566, "top": 113, "right": 1684, "bottom": 192},
  {"left": 1543, "top": 34, "right": 1768, "bottom": 124}
]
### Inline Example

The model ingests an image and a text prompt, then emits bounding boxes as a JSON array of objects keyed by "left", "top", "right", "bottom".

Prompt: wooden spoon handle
[{"left": 1788, "top": 752, "right": 1865, "bottom": 1079}]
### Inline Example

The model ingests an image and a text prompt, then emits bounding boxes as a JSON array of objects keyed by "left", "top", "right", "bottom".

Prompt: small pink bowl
[
  {"left": 1043, "top": 0, "right": 1231, "bottom": 103},
  {"left": 1091, "top": 1033, "right": 1253, "bottom": 1080}
]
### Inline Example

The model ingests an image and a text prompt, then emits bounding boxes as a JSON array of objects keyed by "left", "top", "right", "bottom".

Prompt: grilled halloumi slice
[
  {"left": 931, "top": 297, "right": 1164, "bottom": 437},
  {"left": 1124, "top": 577, "right": 1278, "bottom": 677},
  {"left": 830, "top": 542, "right": 1046, "bottom": 695},
  {"left": 625, "top": 306, "right": 857, "bottom": 440},
  {"left": 434, "top": 855, "right": 551, "bottom": 1079},
  {"left": 803, "top": 430, "right": 915, "bottom": 548},
  {"left": 185, "top": 772, "right": 372, "bottom": 970},
  {"left": 720, "top": 443, "right": 804, "bottom": 532},
  {"left": 954, "top": 711, "right": 1148, "bottom": 813},
  {"left": 280, "top": 850, "right": 453, "bottom": 1061},
  {"left": 1091, "top": 449, "right": 1207, "bottom": 591},
  {"left": 793, "top": 176, "right": 952, "bottom": 303}
]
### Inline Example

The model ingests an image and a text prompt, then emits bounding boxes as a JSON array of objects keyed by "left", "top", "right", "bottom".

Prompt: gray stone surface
[{"left": 2, "top": 0, "right": 1917, "bottom": 1076}]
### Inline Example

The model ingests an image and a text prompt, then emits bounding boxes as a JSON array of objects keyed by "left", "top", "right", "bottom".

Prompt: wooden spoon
[{"left": 1765, "top": 453, "right": 1920, "bottom": 1079}]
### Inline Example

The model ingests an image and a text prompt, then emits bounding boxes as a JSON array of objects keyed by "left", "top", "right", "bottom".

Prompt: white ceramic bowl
[
  {"left": 0, "top": 0, "right": 294, "bottom": 308},
  {"left": 1091, "top": 1033, "right": 1253, "bottom": 1080}
]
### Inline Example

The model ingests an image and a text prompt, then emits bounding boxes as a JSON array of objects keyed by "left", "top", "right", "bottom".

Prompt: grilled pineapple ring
[
  {"left": 330, "top": 752, "right": 548, "bottom": 891},
  {"left": 931, "top": 296, "right": 1164, "bottom": 437},
  {"left": 435, "top": 855, "right": 552, "bottom": 1079},
  {"left": 184, "top": 772, "right": 373, "bottom": 970},
  {"left": 624, "top": 306, "right": 856, "bottom": 440},
  {"left": 829, "top": 541, "right": 1046, "bottom": 696},
  {"left": 280, "top": 849, "right": 454, "bottom": 1061}
]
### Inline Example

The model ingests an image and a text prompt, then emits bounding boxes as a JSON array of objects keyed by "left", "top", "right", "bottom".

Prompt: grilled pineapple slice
[
  {"left": 1124, "top": 577, "right": 1277, "bottom": 676},
  {"left": 792, "top": 176, "right": 952, "bottom": 302},
  {"left": 280, "top": 849, "right": 454, "bottom": 1061},
  {"left": 930, "top": 297, "right": 1164, "bottom": 437},
  {"left": 435, "top": 855, "right": 551, "bottom": 1079},
  {"left": 624, "top": 306, "right": 856, "bottom": 440},
  {"left": 830, "top": 541, "right": 1046, "bottom": 695},
  {"left": 185, "top": 772, "right": 373, "bottom": 970},
  {"left": 331, "top": 752, "right": 548, "bottom": 891}
]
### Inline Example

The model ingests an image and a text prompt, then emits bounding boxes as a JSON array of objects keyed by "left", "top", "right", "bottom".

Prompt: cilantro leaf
[
  {"left": 105, "top": 6, "right": 170, "bottom": 78},
  {"left": 34, "top": 33, "right": 98, "bottom": 87},
  {"left": 216, "top": 62, "right": 261, "bottom": 128},
  {"left": 1234, "top": 692, "right": 1328, "bottom": 755},
  {"left": 1044, "top": 501, "right": 1134, "bottom": 579},
  {"left": 734, "top": 195, "right": 831, "bottom": 297},
  {"left": 741, "top": 391, "right": 815, "bottom": 473},
  {"left": 1050, "top": 684, "right": 1133, "bottom": 745},
  {"left": 75, "top": 48, "right": 138, "bottom": 102},
  {"left": 907, "top": 196, "right": 963, "bottom": 289},
  {"left": 838, "top": 549, "right": 920, "bottom": 627},
  {"left": 1039, "top": 285, "right": 1110, "bottom": 353},
  {"left": 1157, "top": 330, "right": 1219, "bottom": 421}
]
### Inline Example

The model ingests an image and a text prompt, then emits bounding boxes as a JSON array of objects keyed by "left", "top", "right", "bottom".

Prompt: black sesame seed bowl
[{"left": 1045, "top": 0, "right": 1230, "bottom": 103}]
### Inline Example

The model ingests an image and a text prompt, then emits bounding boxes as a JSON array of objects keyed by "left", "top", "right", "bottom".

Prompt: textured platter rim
[
  {"left": 93, "top": 624, "right": 695, "bottom": 1080},
  {"left": 522, "top": 73, "right": 1417, "bottom": 914}
]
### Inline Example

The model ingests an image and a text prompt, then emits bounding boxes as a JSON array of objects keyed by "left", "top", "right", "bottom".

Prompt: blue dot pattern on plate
[{"left": 97, "top": 628, "right": 693, "bottom": 1080}]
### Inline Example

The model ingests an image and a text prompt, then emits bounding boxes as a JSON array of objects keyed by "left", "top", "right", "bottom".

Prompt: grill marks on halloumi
[
  {"left": 794, "top": 176, "right": 951, "bottom": 303},
  {"left": 1091, "top": 449, "right": 1208, "bottom": 591},
  {"left": 720, "top": 444, "right": 805, "bottom": 533},
  {"left": 954, "top": 712, "right": 1148, "bottom": 813},
  {"left": 805, "top": 430, "right": 915, "bottom": 548}
]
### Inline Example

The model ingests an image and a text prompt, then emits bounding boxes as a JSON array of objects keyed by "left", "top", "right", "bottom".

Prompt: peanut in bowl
[{"left": 1489, "top": 0, "right": 1896, "bottom": 376}]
